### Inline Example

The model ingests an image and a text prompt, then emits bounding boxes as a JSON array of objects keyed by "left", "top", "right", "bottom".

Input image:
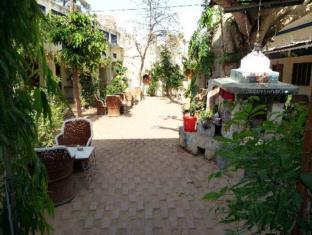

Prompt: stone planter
[
  {"left": 197, "top": 120, "right": 215, "bottom": 137},
  {"left": 216, "top": 155, "right": 230, "bottom": 169}
]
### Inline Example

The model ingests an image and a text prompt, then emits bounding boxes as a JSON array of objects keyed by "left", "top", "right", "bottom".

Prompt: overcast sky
[{"left": 88, "top": 0, "right": 203, "bottom": 41}]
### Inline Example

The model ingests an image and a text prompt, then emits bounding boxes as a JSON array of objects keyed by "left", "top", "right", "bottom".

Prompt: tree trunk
[
  {"left": 138, "top": 58, "right": 145, "bottom": 87},
  {"left": 138, "top": 33, "right": 153, "bottom": 86},
  {"left": 72, "top": 68, "right": 82, "bottom": 117}
]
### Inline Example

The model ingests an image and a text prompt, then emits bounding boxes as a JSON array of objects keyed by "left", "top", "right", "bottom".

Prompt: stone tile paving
[{"left": 49, "top": 97, "right": 232, "bottom": 234}]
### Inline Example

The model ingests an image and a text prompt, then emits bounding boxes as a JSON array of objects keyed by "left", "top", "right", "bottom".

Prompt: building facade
[
  {"left": 97, "top": 15, "right": 125, "bottom": 89},
  {"left": 37, "top": 2, "right": 125, "bottom": 101},
  {"left": 265, "top": 14, "right": 312, "bottom": 98}
]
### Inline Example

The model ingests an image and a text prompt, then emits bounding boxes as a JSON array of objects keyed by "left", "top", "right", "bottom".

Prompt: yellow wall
[{"left": 271, "top": 55, "right": 312, "bottom": 97}]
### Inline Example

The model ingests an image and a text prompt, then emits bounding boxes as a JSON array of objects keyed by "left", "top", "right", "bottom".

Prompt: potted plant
[
  {"left": 197, "top": 110, "right": 215, "bottom": 136},
  {"left": 183, "top": 102, "right": 200, "bottom": 132}
]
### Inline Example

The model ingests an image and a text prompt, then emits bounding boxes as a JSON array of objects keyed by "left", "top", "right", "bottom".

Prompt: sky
[{"left": 88, "top": 0, "right": 203, "bottom": 41}]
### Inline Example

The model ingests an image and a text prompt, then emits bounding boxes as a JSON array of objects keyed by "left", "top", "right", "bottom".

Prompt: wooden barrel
[{"left": 36, "top": 148, "right": 75, "bottom": 206}]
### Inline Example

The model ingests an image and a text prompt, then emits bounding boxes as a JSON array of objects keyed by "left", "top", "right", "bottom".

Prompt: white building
[
  {"left": 97, "top": 15, "right": 125, "bottom": 88},
  {"left": 37, "top": 0, "right": 67, "bottom": 15}
]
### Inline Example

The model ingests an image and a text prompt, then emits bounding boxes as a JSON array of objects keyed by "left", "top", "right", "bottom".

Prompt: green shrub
[
  {"left": 198, "top": 109, "right": 213, "bottom": 121},
  {"left": 106, "top": 61, "right": 128, "bottom": 95},
  {"left": 204, "top": 97, "right": 309, "bottom": 234},
  {"left": 106, "top": 75, "right": 128, "bottom": 95},
  {"left": 150, "top": 48, "right": 183, "bottom": 95},
  {"left": 147, "top": 67, "right": 159, "bottom": 96},
  {"left": 80, "top": 71, "right": 98, "bottom": 107},
  {"left": 147, "top": 78, "right": 158, "bottom": 96},
  {"left": 35, "top": 97, "right": 67, "bottom": 147}
]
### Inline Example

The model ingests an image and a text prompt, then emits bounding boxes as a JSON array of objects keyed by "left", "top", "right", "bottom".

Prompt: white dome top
[{"left": 239, "top": 50, "right": 272, "bottom": 74}]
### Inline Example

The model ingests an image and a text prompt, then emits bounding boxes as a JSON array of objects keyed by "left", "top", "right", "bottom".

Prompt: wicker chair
[
  {"left": 106, "top": 95, "right": 122, "bottom": 117},
  {"left": 114, "top": 93, "right": 128, "bottom": 114},
  {"left": 114, "top": 93, "right": 125, "bottom": 101},
  {"left": 125, "top": 91, "right": 134, "bottom": 107},
  {"left": 55, "top": 118, "right": 92, "bottom": 146},
  {"left": 35, "top": 146, "right": 75, "bottom": 206},
  {"left": 133, "top": 87, "right": 142, "bottom": 102},
  {"left": 95, "top": 95, "right": 106, "bottom": 115}
]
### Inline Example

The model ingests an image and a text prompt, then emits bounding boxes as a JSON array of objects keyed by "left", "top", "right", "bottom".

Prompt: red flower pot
[{"left": 183, "top": 115, "right": 197, "bottom": 132}]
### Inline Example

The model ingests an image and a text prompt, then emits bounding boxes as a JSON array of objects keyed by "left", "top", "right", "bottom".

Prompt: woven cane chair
[
  {"left": 125, "top": 91, "right": 134, "bottom": 107},
  {"left": 95, "top": 95, "right": 106, "bottom": 115},
  {"left": 55, "top": 118, "right": 93, "bottom": 146},
  {"left": 114, "top": 93, "right": 125, "bottom": 101},
  {"left": 114, "top": 93, "right": 128, "bottom": 114},
  {"left": 106, "top": 95, "right": 122, "bottom": 117},
  {"left": 35, "top": 146, "right": 75, "bottom": 206}
]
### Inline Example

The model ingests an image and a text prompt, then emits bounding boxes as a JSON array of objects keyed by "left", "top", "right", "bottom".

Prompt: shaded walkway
[{"left": 49, "top": 97, "right": 228, "bottom": 234}]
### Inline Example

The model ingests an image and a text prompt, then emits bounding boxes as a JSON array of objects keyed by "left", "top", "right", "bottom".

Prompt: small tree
[
  {"left": 134, "top": 0, "right": 177, "bottom": 85},
  {"left": 151, "top": 48, "right": 183, "bottom": 96},
  {"left": 48, "top": 12, "right": 106, "bottom": 116}
]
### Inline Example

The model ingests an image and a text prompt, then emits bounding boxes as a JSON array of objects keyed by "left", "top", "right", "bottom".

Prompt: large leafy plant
[
  {"left": 106, "top": 61, "right": 128, "bottom": 95},
  {"left": 151, "top": 48, "right": 184, "bottom": 95},
  {"left": 0, "top": 0, "right": 59, "bottom": 233},
  {"left": 35, "top": 97, "right": 67, "bottom": 147},
  {"left": 47, "top": 12, "right": 106, "bottom": 116},
  {"left": 204, "top": 97, "right": 309, "bottom": 233}
]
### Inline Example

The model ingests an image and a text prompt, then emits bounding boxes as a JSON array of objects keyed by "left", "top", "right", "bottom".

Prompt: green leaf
[
  {"left": 208, "top": 170, "right": 224, "bottom": 181},
  {"left": 203, "top": 187, "right": 228, "bottom": 201},
  {"left": 301, "top": 173, "right": 312, "bottom": 191}
]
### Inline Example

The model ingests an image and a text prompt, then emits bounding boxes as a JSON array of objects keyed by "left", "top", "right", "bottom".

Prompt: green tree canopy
[{"left": 47, "top": 12, "right": 107, "bottom": 116}]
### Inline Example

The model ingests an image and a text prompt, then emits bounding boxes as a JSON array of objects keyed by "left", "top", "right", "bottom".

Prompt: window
[
  {"left": 292, "top": 63, "right": 312, "bottom": 86},
  {"left": 111, "top": 34, "right": 117, "bottom": 44},
  {"left": 272, "top": 64, "right": 284, "bottom": 81},
  {"left": 103, "top": 31, "right": 109, "bottom": 41},
  {"left": 113, "top": 53, "right": 117, "bottom": 59},
  {"left": 38, "top": 4, "right": 46, "bottom": 14}
]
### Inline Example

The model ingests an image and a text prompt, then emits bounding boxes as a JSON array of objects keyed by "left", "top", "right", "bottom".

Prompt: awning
[
  {"left": 265, "top": 40, "right": 312, "bottom": 54},
  {"left": 265, "top": 13, "right": 312, "bottom": 53}
]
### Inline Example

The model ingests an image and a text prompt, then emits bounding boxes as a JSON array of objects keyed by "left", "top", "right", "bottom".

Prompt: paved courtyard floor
[{"left": 49, "top": 97, "right": 230, "bottom": 235}]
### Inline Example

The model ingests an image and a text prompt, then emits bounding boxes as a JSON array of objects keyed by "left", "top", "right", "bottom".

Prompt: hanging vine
[{"left": 186, "top": 6, "right": 221, "bottom": 82}]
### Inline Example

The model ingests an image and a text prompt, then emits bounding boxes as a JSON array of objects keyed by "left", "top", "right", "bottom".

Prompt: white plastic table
[
  {"left": 67, "top": 146, "right": 96, "bottom": 182},
  {"left": 67, "top": 146, "right": 95, "bottom": 160}
]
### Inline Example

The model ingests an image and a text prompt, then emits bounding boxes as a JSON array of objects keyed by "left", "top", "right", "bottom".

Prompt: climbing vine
[{"left": 187, "top": 6, "right": 220, "bottom": 79}]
